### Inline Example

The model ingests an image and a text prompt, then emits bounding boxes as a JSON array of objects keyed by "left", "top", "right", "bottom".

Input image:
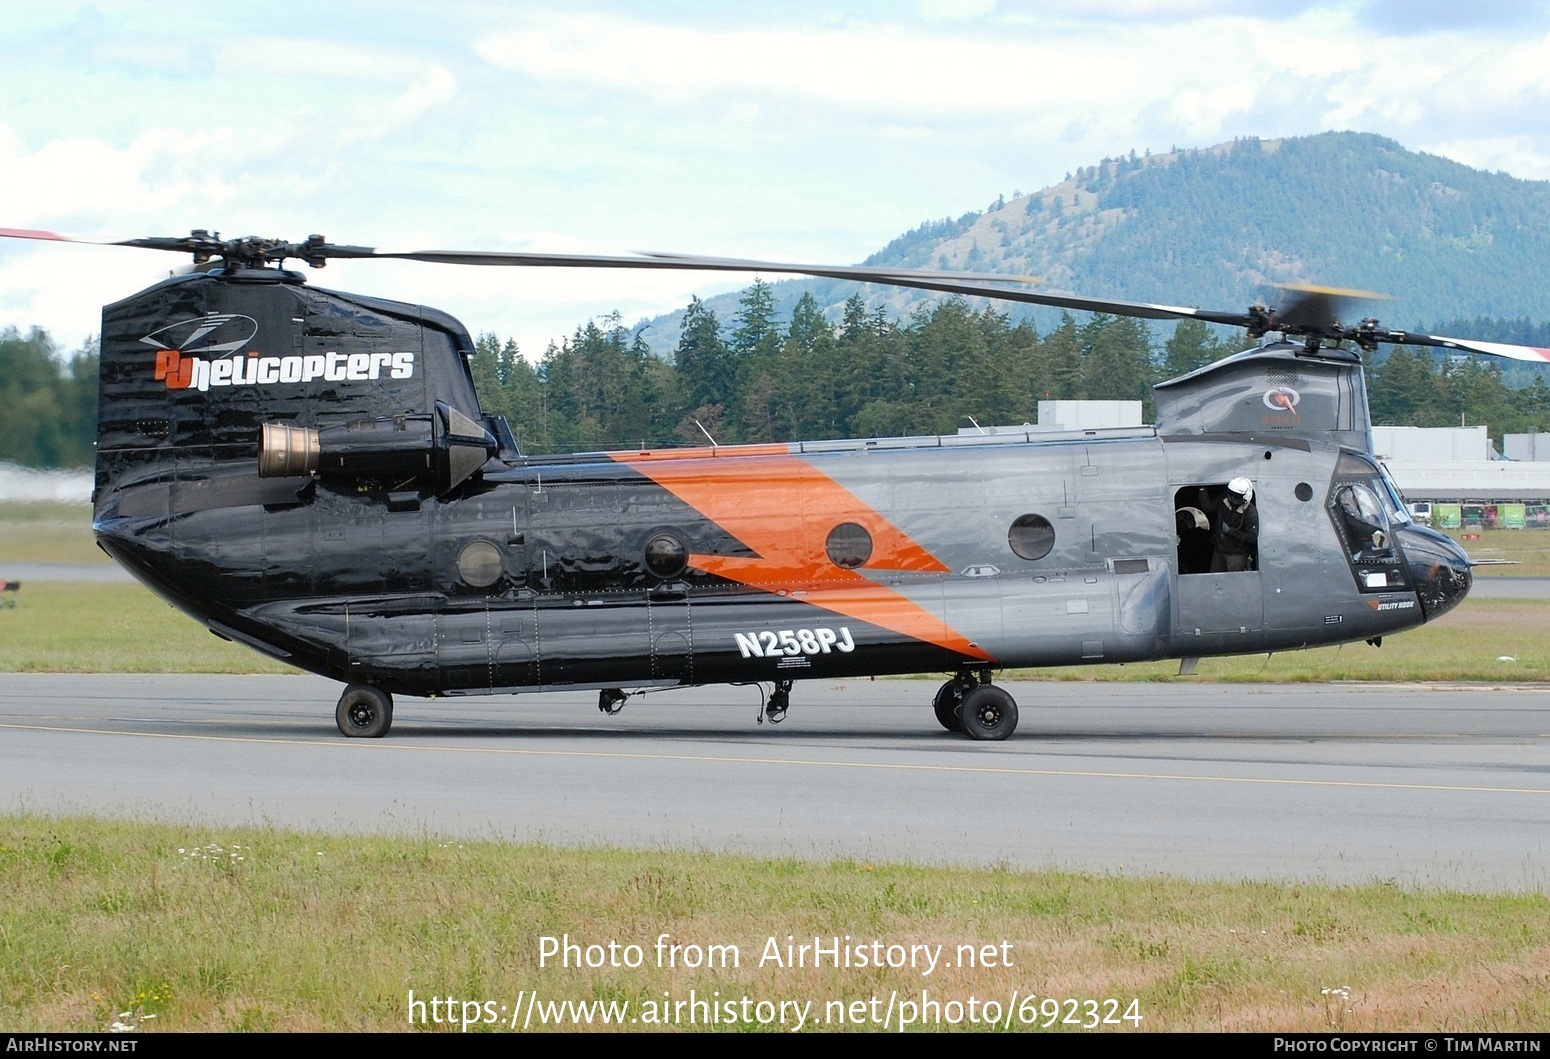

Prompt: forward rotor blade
[
  {"left": 1272, "top": 285, "right": 1386, "bottom": 332},
  {"left": 1367, "top": 329, "right": 1550, "bottom": 364}
]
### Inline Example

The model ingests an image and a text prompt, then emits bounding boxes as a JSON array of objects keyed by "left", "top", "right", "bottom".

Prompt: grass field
[
  {"left": 0, "top": 582, "right": 296, "bottom": 673},
  {"left": 1457, "top": 527, "right": 1550, "bottom": 576},
  {"left": 3, "top": 814, "right": 1547, "bottom": 1033},
  {"left": 0, "top": 500, "right": 107, "bottom": 565},
  {"left": 4, "top": 504, "right": 1550, "bottom": 1034}
]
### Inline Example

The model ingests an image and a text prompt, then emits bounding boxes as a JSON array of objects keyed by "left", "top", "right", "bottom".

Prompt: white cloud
[
  {"left": 383, "top": 64, "right": 458, "bottom": 127},
  {"left": 915, "top": 0, "right": 997, "bottom": 20},
  {"left": 464, "top": 3, "right": 1550, "bottom": 176},
  {"left": 6, "top": 1, "right": 1550, "bottom": 357},
  {"left": 0, "top": 125, "right": 237, "bottom": 228},
  {"left": 1423, "top": 136, "right": 1550, "bottom": 181},
  {"left": 204, "top": 37, "right": 459, "bottom": 138}
]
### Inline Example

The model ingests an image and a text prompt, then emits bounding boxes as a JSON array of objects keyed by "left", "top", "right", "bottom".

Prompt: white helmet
[{"left": 1227, "top": 477, "right": 1254, "bottom": 505}]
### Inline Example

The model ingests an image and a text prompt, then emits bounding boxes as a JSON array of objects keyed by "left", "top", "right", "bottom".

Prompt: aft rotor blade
[
  {"left": 360, "top": 246, "right": 1042, "bottom": 286},
  {"left": 0, "top": 227, "right": 118, "bottom": 246},
  {"left": 632, "top": 248, "right": 1250, "bottom": 324},
  {"left": 33, "top": 226, "right": 1546, "bottom": 354},
  {"left": 0, "top": 227, "right": 1231, "bottom": 321},
  {"left": 366, "top": 247, "right": 1257, "bottom": 324},
  {"left": 789, "top": 272, "right": 1255, "bottom": 327},
  {"left": 375, "top": 246, "right": 1264, "bottom": 327},
  {"left": 0, "top": 227, "right": 260, "bottom": 256}
]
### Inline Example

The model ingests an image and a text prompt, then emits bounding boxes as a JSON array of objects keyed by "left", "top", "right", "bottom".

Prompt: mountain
[{"left": 633, "top": 132, "right": 1550, "bottom": 352}]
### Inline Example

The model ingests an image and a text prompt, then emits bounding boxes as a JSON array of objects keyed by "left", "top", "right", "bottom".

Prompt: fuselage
[{"left": 96, "top": 423, "right": 1470, "bottom": 698}]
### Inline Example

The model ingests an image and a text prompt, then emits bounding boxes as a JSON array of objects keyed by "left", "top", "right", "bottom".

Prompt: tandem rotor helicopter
[{"left": 7, "top": 226, "right": 1541, "bottom": 741}]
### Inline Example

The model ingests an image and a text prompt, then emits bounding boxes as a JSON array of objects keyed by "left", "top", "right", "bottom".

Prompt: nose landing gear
[{"left": 933, "top": 670, "right": 1018, "bottom": 740}]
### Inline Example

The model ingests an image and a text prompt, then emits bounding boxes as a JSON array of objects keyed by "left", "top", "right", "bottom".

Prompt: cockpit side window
[
  {"left": 1332, "top": 483, "right": 1395, "bottom": 562},
  {"left": 1327, "top": 452, "right": 1410, "bottom": 592}
]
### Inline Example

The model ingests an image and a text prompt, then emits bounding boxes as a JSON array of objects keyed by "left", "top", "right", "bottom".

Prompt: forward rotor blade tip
[{"left": 1273, "top": 282, "right": 1391, "bottom": 301}]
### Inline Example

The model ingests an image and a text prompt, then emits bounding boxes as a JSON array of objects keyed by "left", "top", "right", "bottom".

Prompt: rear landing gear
[
  {"left": 934, "top": 670, "right": 1018, "bottom": 740},
  {"left": 759, "top": 680, "right": 793, "bottom": 724},
  {"left": 336, "top": 684, "right": 393, "bottom": 738}
]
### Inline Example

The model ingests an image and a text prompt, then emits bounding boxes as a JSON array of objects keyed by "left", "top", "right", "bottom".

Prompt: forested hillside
[
  {"left": 474, "top": 290, "right": 1165, "bottom": 454},
  {"left": 635, "top": 131, "right": 1550, "bottom": 348}
]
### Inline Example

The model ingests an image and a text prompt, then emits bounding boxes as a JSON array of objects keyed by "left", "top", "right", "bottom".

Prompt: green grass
[
  {"left": 2, "top": 814, "right": 1547, "bottom": 1032},
  {"left": 0, "top": 500, "right": 104, "bottom": 565},
  {"left": 1449, "top": 527, "right": 1550, "bottom": 577},
  {"left": 0, "top": 582, "right": 293, "bottom": 674},
  {"left": 0, "top": 500, "right": 90, "bottom": 525}
]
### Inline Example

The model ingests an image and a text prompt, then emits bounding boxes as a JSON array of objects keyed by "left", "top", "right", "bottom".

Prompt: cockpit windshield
[{"left": 1376, "top": 464, "right": 1412, "bottom": 525}]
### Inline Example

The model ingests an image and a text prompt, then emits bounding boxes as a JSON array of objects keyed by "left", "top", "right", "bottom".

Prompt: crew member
[{"left": 1211, "top": 477, "right": 1258, "bottom": 572}]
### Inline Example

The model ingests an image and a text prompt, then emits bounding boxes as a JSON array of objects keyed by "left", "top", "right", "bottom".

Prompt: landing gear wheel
[
  {"left": 960, "top": 685, "right": 1017, "bottom": 741},
  {"left": 336, "top": 684, "right": 393, "bottom": 738},
  {"left": 933, "top": 680, "right": 965, "bottom": 733}
]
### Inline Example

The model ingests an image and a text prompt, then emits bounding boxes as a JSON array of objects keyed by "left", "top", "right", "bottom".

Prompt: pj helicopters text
[{"left": 7, "top": 226, "right": 1538, "bottom": 741}]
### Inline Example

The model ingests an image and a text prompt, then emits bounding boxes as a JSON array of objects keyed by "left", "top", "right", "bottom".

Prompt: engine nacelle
[{"left": 259, "top": 402, "right": 495, "bottom": 494}]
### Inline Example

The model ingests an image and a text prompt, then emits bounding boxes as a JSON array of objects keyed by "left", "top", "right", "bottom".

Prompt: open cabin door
[{"left": 1172, "top": 482, "right": 1264, "bottom": 635}]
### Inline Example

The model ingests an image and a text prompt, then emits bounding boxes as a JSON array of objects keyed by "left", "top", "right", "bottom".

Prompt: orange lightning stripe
[{"left": 616, "top": 452, "right": 992, "bottom": 661}]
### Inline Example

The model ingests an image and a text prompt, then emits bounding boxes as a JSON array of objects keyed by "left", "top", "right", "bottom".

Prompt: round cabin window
[
  {"left": 1008, "top": 514, "right": 1055, "bottom": 561},
  {"left": 456, "top": 540, "right": 504, "bottom": 588},
  {"left": 825, "top": 522, "right": 873, "bottom": 568},
  {"left": 643, "top": 531, "right": 688, "bottom": 579}
]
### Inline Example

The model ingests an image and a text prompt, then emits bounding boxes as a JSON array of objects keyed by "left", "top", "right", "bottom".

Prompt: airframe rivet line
[{"left": 1, "top": 721, "right": 1548, "bottom": 798}]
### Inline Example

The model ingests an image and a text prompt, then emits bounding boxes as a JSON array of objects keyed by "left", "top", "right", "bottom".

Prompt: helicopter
[{"left": 6, "top": 226, "right": 1536, "bottom": 741}]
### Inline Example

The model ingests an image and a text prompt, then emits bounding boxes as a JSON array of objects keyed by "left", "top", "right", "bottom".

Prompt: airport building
[{"left": 1369, "top": 426, "right": 1550, "bottom": 528}]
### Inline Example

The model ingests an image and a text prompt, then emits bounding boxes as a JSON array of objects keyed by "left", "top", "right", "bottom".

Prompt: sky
[{"left": 3, "top": 0, "right": 1550, "bottom": 361}]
